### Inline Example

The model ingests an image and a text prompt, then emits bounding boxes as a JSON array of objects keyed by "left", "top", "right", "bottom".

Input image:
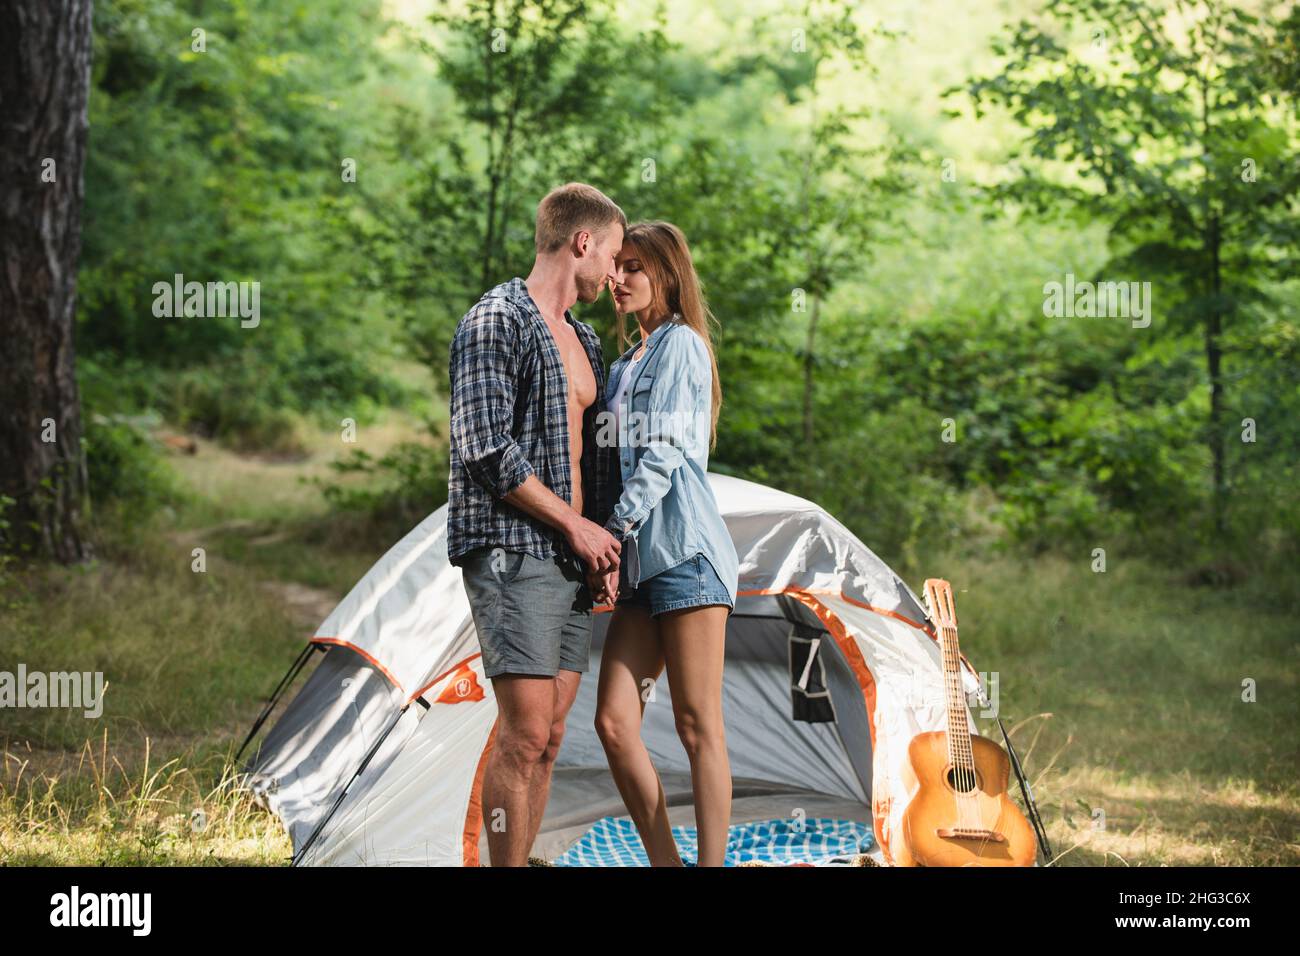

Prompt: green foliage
[
  {"left": 955, "top": 0, "right": 1300, "bottom": 543},
  {"left": 801, "top": 398, "right": 963, "bottom": 568},
  {"left": 354, "top": 0, "right": 682, "bottom": 378},
  {"left": 75, "top": 354, "right": 188, "bottom": 527},
  {"left": 312, "top": 433, "right": 450, "bottom": 537},
  {"left": 78, "top": 0, "right": 407, "bottom": 448},
  {"left": 164, "top": 363, "right": 305, "bottom": 454},
  {"left": 70, "top": 0, "right": 1299, "bottom": 568},
  {"left": 81, "top": 413, "right": 188, "bottom": 522}
]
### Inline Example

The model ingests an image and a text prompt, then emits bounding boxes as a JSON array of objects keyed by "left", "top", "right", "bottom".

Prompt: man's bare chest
[{"left": 541, "top": 319, "right": 597, "bottom": 407}]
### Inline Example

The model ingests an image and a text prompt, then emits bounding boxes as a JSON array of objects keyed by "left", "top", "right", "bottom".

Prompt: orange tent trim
[
  {"left": 461, "top": 719, "right": 498, "bottom": 866},
  {"left": 310, "top": 636, "right": 405, "bottom": 694}
]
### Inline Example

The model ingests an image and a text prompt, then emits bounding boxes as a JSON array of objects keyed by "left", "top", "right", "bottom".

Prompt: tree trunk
[
  {"left": 1207, "top": 212, "right": 1226, "bottom": 535},
  {"left": 801, "top": 292, "right": 819, "bottom": 446},
  {"left": 0, "top": 0, "right": 94, "bottom": 563}
]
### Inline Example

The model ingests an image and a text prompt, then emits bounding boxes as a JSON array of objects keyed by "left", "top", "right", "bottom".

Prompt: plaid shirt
[{"left": 447, "top": 277, "right": 615, "bottom": 571}]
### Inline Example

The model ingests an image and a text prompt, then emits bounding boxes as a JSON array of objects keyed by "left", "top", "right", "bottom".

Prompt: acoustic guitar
[{"left": 891, "top": 578, "right": 1037, "bottom": 867}]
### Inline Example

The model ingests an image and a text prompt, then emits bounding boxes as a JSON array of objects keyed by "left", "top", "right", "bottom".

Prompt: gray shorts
[{"left": 459, "top": 546, "right": 593, "bottom": 678}]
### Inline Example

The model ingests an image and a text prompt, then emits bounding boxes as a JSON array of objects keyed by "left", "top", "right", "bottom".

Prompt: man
[{"left": 448, "top": 182, "right": 626, "bottom": 866}]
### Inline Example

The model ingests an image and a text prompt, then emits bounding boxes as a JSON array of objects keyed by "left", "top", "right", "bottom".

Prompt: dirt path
[
  {"left": 164, "top": 520, "right": 341, "bottom": 637},
  {"left": 2, "top": 520, "right": 344, "bottom": 787},
  {"left": 260, "top": 580, "right": 340, "bottom": 634}
]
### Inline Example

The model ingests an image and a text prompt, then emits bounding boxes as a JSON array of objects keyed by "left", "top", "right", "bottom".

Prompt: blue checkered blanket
[{"left": 551, "top": 816, "right": 876, "bottom": 867}]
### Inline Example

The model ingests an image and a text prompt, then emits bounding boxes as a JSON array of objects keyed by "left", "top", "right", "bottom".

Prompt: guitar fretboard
[{"left": 941, "top": 626, "right": 975, "bottom": 778}]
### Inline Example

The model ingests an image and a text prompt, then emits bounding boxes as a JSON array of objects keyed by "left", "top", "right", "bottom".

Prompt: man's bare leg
[
  {"left": 482, "top": 674, "right": 555, "bottom": 866},
  {"left": 521, "top": 668, "right": 582, "bottom": 857}
]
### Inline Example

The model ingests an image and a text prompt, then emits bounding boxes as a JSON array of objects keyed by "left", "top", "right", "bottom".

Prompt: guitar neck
[
  {"left": 923, "top": 578, "right": 975, "bottom": 770},
  {"left": 940, "top": 624, "right": 973, "bottom": 766}
]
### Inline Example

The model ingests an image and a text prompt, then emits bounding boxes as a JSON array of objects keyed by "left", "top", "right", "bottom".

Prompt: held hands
[
  {"left": 567, "top": 516, "right": 621, "bottom": 574},
  {"left": 567, "top": 512, "right": 625, "bottom": 604},
  {"left": 586, "top": 567, "right": 620, "bottom": 606}
]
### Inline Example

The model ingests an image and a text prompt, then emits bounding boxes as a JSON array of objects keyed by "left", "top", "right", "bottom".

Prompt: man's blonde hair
[{"left": 534, "top": 182, "right": 627, "bottom": 254}]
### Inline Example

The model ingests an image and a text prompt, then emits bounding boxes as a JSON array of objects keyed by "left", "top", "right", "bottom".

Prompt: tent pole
[
  {"left": 291, "top": 704, "right": 407, "bottom": 867},
  {"left": 997, "top": 715, "right": 1053, "bottom": 864},
  {"left": 236, "top": 642, "right": 321, "bottom": 766}
]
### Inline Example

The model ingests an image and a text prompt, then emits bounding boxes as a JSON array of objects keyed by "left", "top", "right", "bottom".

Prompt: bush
[
  {"left": 793, "top": 398, "right": 965, "bottom": 571},
  {"left": 312, "top": 432, "right": 450, "bottom": 539},
  {"left": 161, "top": 363, "right": 305, "bottom": 455},
  {"left": 80, "top": 346, "right": 413, "bottom": 457},
  {"left": 82, "top": 411, "right": 188, "bottom": 523}
]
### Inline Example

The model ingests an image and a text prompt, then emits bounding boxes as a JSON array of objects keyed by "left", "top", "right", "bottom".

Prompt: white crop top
[{"left": 609, "top": 349, "right": 646, "bottom": 433}]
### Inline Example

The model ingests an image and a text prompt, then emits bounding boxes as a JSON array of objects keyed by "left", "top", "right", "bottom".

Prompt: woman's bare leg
[
  {"left": 659, "top": 604, "right": 731, "bottom": 867},
  {"left": 594, "top": 604, "right": 681, "bottom": 865}
]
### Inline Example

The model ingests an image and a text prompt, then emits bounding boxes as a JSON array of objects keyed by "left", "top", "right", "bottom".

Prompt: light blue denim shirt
[{"left": 601, "top": 316, "right": 739, "bottom": 603}]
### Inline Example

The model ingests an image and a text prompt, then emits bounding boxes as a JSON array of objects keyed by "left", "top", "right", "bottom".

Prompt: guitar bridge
[{"left": 936, "top": 827, "right": 1007, "bottom": 843}]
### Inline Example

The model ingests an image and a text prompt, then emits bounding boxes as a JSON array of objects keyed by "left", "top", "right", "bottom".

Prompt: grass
[
  {"left": 945, "top": 550, "right": 1300, "bottom": 866},
  {"left": 1, "top": 408, "right": 1296, "bottom": 866},
  {"left": 0, "top": 409, "right": 433, "bottom": 865},
  {"left": 3, "top": 730, "right": 290, "bottom": 865}
]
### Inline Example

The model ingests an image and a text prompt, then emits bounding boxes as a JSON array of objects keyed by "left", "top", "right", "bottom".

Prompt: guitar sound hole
[{"left": 946, "top": 765, "right": 978, "bottom": 794}]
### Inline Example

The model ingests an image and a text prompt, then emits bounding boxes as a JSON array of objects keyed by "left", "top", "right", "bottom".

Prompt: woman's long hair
[{"left": 615, "top": 221, "right": 723, "bottom": 451}]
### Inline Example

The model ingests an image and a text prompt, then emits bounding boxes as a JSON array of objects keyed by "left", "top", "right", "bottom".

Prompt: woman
[{"left": 586, "top": 221, "right": 740, "bottom": 867}]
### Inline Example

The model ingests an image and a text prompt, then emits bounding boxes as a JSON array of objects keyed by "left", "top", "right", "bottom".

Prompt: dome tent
[{"left": 239, "top": 473, "right": 1041, "bottom": 866}]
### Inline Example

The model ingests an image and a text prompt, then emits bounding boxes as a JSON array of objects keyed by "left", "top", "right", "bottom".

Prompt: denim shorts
[
  {"left": 459, "top": 546, "right": 593, "bottom": 678},
  {"left": 616, "top": 551, "right": 735, "bottom": 618}
]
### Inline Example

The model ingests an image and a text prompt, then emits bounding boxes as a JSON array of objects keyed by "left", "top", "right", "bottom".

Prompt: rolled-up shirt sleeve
[{"left": 449, "top": 303, "right": 535, "bottom": 499}]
